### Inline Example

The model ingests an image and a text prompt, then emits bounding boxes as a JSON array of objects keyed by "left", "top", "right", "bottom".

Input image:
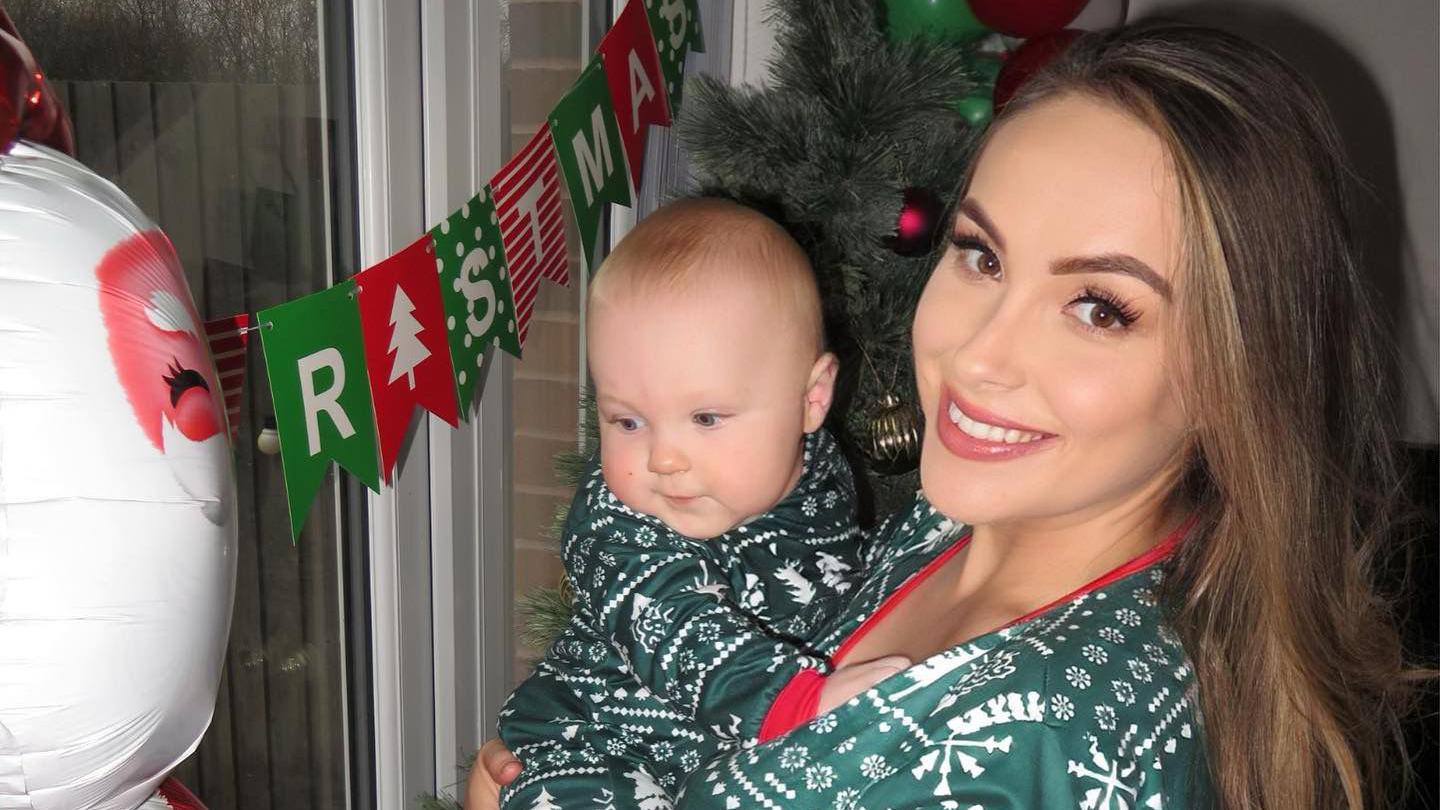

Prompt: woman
[{"left": 472, "top": 22, "right": 1420, "bottom": 808}]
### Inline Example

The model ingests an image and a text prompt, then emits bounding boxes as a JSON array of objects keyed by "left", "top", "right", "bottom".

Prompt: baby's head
[{"left": 588, "top": 198, "right": 837, "bottom": 539}]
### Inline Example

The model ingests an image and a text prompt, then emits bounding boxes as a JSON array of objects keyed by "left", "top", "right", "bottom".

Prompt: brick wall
[{"left": 507, "top": 0, "right": 583, "bottom": 685}]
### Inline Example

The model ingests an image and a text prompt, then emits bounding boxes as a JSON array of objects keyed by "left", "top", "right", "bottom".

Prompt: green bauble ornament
[
  {"left": 953, "top": 94, "right": 993, "bottom": 126},
  {"left": 884, "top": 0, "right": 992, "bottom": 45}
]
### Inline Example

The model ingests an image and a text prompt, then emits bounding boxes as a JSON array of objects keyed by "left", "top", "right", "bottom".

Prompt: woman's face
[{"left": 913, "top": 93, "right": 1190, "bottom": 529}]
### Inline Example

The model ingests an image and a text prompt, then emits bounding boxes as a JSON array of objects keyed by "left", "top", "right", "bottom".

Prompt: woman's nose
[
  {"left": 951, "top": 295, "right": 1026, "bottom": 391},
  {"left": 647, "top": 438, "right": 690, "bottom": 475}
]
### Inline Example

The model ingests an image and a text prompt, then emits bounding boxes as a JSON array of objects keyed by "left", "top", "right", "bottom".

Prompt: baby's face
[{"left": 589, "top": 282, "right": 824, "bottom": 539}]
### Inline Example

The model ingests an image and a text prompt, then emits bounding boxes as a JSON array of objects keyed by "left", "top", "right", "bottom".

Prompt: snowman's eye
[{"left": 163, "top": 360, "right": 209, "bottom": 407}]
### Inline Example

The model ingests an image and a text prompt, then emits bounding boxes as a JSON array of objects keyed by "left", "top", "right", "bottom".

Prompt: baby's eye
[
  {"left": 612, "top": 416, "right": 643, "bottom": 432},
  {"left": 692, "top": 413, "right": 723, "bottom": 428}
]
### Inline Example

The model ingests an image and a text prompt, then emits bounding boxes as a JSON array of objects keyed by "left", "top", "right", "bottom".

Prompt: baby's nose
[{"left": 647, "top": 441, "right": 689, "bottom": 474}]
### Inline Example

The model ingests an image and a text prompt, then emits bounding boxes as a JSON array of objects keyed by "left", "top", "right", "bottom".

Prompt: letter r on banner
[{"left": 297, "top": 347, "right": 356, "bottom": 454}]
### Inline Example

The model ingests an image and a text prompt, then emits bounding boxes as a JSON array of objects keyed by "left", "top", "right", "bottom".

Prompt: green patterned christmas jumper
[
  {"left": 498, "top": 429, "right": 865, "bottom": 809},
  {"left": 676, "top": 494, "right": 1213, "bottom": 809}
]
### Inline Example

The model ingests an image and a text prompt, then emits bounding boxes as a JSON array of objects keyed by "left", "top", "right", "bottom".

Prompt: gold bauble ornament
[{"left": 866, "top": 392, "right": 922, "bottom": 474}]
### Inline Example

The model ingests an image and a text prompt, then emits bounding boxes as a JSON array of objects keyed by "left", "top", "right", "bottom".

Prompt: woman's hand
[
  {"left": 463, "top": 738, "right": 522, "bottom": 810},
  {"left": 816, "top": 655, "right": 911, "bottom": 715}
]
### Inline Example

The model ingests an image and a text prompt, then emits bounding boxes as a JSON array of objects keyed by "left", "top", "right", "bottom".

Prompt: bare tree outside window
[{"left": 8, "top": 0, "right": 317, "bottom": 83}]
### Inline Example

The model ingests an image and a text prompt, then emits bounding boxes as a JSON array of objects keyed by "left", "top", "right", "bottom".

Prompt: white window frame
[{"left": 352, "top": 1, "right": 512, "bottom": 806}]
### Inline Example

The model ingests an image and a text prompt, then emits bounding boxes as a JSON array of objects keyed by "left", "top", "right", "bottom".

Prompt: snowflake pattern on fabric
[
  {"left": 673, "top": 493, "right": 1212, "bottom": 809},
  {"left": 498, "top": 430, "right": 864, "bottom": 809}
]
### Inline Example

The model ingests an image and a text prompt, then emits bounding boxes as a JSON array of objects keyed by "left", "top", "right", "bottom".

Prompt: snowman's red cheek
[{"left": 172, "top": 385, "right": 221, "bottom": 442}]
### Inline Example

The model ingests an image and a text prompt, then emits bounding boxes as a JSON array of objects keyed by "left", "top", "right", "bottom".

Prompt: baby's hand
[
  {"left": 816, "top": 655, "right": 911, "bottom": 715},
  {"left": 463, "top": 738, "right": 522, "bottom": 810}
]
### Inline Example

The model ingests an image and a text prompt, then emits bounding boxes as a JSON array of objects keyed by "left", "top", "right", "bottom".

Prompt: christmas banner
[
  {"left": 243, "top": 0, "right": 699, "bottom": 536},
  {"left": 432, "top": 188, "right": 523, "bottom": 418},
  {"left": 205, "top": 313, "right": 250, "bottom": 445},
  {"left": 356, "top": 234, "right": 459, "bottom": 481},
  {"left": 597, "top": 0, "right": 671, "bottom": 191},
  {"left": 550, "top": 59, "right": 633, "bottom": 274},
  {"left": 491, "top": 125, "right": 569, "bottom": 345},
  {"left": 645, "top": 0, "right": 704, "bottom": 111},
  {"left": 258, "top": 280, "right": 380, "bottom": 539}
]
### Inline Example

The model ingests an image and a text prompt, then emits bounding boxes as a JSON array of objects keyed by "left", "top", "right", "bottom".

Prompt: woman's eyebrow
[
  {"left": 957, "top": 198, "right": 1005, "bottom": 252},
  {"left": 1051, "top": 254, "right": 1173, "bottom": 299}
]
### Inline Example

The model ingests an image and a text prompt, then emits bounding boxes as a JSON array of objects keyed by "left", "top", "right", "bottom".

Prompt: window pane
[{"left": 8, "top": 1, "right": 354, "bottom": 807}]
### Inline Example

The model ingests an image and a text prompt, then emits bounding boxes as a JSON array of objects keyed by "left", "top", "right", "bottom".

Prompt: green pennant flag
[
  {"left": 685, "top": 0, "right": 705, "bottom": 53},
  {"left": 259, "top": 280, "right": 381, "bottom": 539},
  {"left": 432, "top": 188, "right": 522, "bottom": 418},
  {"left": 550, "top": 58, "right": 632, "bottom": 274},
  {"left": 645, "top": 0, "right": 701, "bottom": 109}
]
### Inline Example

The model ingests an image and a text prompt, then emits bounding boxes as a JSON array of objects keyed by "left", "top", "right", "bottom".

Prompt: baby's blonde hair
[{"left": 589, "top": 198, "right": 824, "bottom": 356}]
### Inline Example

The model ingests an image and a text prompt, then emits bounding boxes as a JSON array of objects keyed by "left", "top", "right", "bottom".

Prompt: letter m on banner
[
  {"left": 551, "top": 58, "right": 632, "bottom": 275},
  {"left": 490, "top": 126, "right": 570, "bottom": 347}
]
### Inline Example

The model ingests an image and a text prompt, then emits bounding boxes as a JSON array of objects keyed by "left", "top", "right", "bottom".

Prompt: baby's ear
[{"left": 803, "top": 353, "right": 840, "bottom": 433}]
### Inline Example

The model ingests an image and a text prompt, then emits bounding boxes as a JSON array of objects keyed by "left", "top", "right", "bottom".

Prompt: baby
[{"left": 496, "top": 199, "right": 902, "bottom": 808}]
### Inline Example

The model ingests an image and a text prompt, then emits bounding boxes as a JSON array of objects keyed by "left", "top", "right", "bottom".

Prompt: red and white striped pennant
[
  {"left": 490, "top": 124, "right": 570, "bottom": 346},
  {"left": 204, "top": 312, "right": 250, "bottom": 445}
]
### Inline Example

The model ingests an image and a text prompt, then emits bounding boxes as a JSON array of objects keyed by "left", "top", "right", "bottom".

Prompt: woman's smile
[{"left": 937, "top": 390, "right": 1058, "bottom": 461}]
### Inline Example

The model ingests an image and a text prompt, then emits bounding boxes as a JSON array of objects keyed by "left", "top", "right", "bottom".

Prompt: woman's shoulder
[
  {"left": 863, "top": 490, "right": 968, "bottom": 567},
  {"left": 1003, "top": 567, "right": 1211, "bottom": 801}
]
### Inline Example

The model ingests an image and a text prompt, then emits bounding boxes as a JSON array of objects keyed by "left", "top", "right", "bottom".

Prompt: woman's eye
[
  {"left": 692, "top": 413, "right": 722, "bottom": 428},
  {"left": 1068, "top": 293, "right": 1139, "bottom": 332},
  {"left": 951, "top": 235, "right": 1002, "bottom": 278}
]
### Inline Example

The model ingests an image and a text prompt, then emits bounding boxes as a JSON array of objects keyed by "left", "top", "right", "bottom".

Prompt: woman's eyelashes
[
  {"left": 948, "top": 230, "right": 1146, "bottom": 335},
  {"left": 949, "top": 231, "right": 1002, "bottom": 278},
  {"left": 1067, "top": 287, "right": 1141, "bottom": 332}
]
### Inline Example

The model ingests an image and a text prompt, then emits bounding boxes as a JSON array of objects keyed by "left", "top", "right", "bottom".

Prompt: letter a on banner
[
  {"left": 355, "top": 234, "right": 459, "bottom": 481},
  {"left": 490, "top": 125, "right": 569, "bottom": 346},
  {"left": 597, "top": 0, "right": 671, "bottom": 191},
  {"left": 550, "top": 58, "right": 632, "bottom": 274},
  {"left": 259, "top": 280, "right": 380, "bottom": 539}
]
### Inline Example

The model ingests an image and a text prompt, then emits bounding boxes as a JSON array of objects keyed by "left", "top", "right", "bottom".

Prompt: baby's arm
[{"left": 567, "top": 524, "right": 831, "bottom": 738}]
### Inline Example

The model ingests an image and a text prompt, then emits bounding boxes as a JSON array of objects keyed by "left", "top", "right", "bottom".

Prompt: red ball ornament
[
  {"left": 889, "top": 187, "right": 944, "bottom": 257},
  {"left": 0, "top": 8, "right": 75, "bottom": 157},
  {"left": 992, "top": 29, "right": 1080, "bottom": 113},
  {"left": 968, "top": 0, "right": 1090, "bottom": 38}
]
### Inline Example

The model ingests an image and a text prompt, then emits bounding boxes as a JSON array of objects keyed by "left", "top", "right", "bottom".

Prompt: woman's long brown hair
[{"left": 1000, "top": 22, "right": 1426, "bottom": 809}]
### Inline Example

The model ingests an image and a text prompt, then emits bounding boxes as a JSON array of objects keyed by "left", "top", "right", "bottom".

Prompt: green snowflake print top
[
  {"left": 498, "top": 429, "right": 864, "bottom": 809},
  {"left": 676, "top": 493, "right": 1212, "bottom": 810}
]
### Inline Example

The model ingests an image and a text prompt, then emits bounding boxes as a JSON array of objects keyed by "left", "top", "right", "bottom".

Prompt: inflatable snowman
[{"left": 0, "top": 9, "right": 237, "bottom": 810}]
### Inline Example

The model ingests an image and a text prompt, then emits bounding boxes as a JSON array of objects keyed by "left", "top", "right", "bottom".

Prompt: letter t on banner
[
  {"left": 597, "top": 0, "right": 671, "bottom": 192},
  {"left": 259, "top": 280, "right": 381, "bottom": 540},
  {"left": 491, "top": 125, "right": 570, "bottom": 346},
  {"left": 550, "top": 58, "right": 633, "bottom": 275}
]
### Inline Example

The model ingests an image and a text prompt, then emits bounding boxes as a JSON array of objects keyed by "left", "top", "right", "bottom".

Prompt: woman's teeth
[{"left": 947, "top": 402, "right": 1045, "bottom": 444}]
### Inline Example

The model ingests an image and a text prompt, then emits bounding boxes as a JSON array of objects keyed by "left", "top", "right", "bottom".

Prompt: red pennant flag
[
  {"left": 356, "top": 234, "right": 459, "bottom": 481},
  {"left": 204, "top": 312, "right": 250, "bottom": 445},
  {"left": 598, "top": 0, "right": 671, "bottom": 191},
  {"left": 491, "top": 125, "right": 569, "bottom": 344}
]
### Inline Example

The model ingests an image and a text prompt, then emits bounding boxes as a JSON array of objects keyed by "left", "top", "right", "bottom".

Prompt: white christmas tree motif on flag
[{"left": 386, "top": 285, "right": 429, "bottom": 389}]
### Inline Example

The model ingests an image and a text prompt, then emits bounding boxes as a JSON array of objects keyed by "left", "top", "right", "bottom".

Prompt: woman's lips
[{"left": 936, "top": 392, "right": 1058, "bottom": 461}]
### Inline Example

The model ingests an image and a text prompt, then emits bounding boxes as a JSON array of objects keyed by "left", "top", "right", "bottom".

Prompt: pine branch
[{"left": 518, "top": 583, "right": 574, "bottom": 651}]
